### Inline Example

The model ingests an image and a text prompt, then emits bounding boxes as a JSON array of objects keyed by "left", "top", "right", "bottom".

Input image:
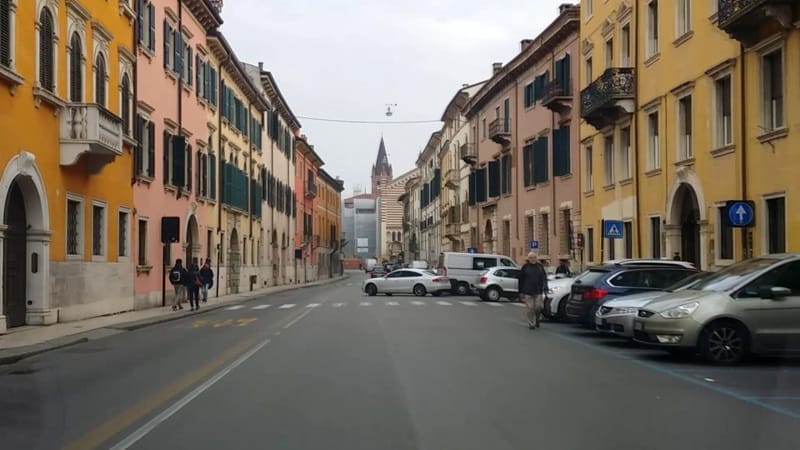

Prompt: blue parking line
[{"left": 544, "top": 328, "right": 800, "bottom": 420}]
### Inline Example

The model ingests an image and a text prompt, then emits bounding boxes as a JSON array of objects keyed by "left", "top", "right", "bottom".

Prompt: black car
[{"left": 565, "top": 263, "right": 698, "bottom": 325}]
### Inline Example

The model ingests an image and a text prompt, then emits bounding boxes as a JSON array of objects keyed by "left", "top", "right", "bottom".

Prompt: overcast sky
[{"left": 221, "top": 0, "right": 569, "bottom": 196}]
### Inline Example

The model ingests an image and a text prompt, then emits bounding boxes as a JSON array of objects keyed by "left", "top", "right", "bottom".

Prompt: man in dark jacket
[
  {"left": 199, "top": 259, "right": 214, "bottom": 303},
  {"left": 518, "top": 252, "right": 548, "bottom": 329},
  {"left": 169, "top": 259, "right": 188, "bottom": 311},
  {"left": 186, "top": 258, "right": 201, "bottom": 311}
]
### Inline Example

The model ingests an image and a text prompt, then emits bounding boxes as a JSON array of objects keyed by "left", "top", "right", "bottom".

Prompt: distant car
[
  {"left": 370, "top": 266, "right": 389, "bottom": 278},
  {"left": 363, "top": 269, "right": 451, "bottom": 297},
  {"left": 439, "top": 251, "right": 517, "bottom": 296},
  {"left": 475, "top": 267, "right": 522, "bottom": 302}
]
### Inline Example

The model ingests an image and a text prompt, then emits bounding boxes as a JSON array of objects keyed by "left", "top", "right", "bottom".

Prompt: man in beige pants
[{"left": 518, "top": 252, "right": 548, "bottom": 329}]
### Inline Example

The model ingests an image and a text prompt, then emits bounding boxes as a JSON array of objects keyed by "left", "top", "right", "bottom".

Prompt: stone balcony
[
  {"left": 460, "top": 143, "right": 477, "bottom": 165},
  {"left": 541, "top": 78, "right": 573, "bottom": 115},
  {"left": 580, "top": 68, "right": 635, "bottom": 131},
  {"left": 60, "top": 103, "right": 123, "bottom": 174},
  {"left": 717, "top": 0, "right": 797, "bottom": 47},
  {"left": 488, "top": 117, "right": 512, "bottom": 145},
  {"left": 445, "top": 168, "right": 460, "bottom": 190}
]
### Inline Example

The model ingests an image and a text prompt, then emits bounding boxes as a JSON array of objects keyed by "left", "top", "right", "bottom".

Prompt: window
[
  {"left": 584, "top": 56, "right": 593, "bottom": 86},
  {"left": 501, "top": 153, "right": 511, "bottom": 195},
  {"left": 481, "top": 118, "right": 486, "bottom": 139},
  {"left": 647, "top": 0, "right": 659, "bottom": 57},
  {"left": 1, "top": 0, "right": 14, "bottom": 68},
  {"left": 207, "top": 229, "right": 213, "bottom": 261},
  {"left": 585, "top": 0, "right": 593, "bottom": 18},
  {"left": 66, "top": 197, "right": 83, "bottom": 256},
  {"left": 678, "top": 95, "right": 693, "bottom": 160},
  {"left": 183, "top": 40, "right": 192, "bottom": 85},
  {"left": 587, "top": 227, "right": 595, "bottom": 262},
  {"left": 121, "top": 74, "right": 132, "bottom": 135},
  {"left": 118, "top": 210, "right": 129, "bottom": 258},
  {"left": 675, "top": 0, "right": 691, "bottom": 38},
  {"left": 766, "top": 197, "right": 785, "bottom": 254},
  {"left": 137, "top": 219, "right": 148, "bottom": 266},
  {"left": 619, "top": 126, "right": 631, "bottom": 180},
  {"left": 761, "top": 48, "right": 784, "bottom": 131},
  {"left": 525, "top": 215, "right": 535, "bottom": 245},
  {"left": 137, "top": 0, "right": 156, "bottom": 52},
  {"left": 135, "top": 115, "right": 155, "bottom": 178},
  {"left": 532, "top": 137, "right": 549, "bottom": 184},
  {"left": 524, "top": 81, "right": 534, "bottom": 108},
  {"left": 623, "top": 221, "right": 633, "bottom": 258},
  {"left": 607, "top": 237, "right": 616, "bottom": 260},
  {"left": 584, "top": 145, "right": 593, "bottom": 192},
  {"left": 604, "top": 133, "right": 614, "bottom": 185},
  {"left": 647, "top": 111, "right": 659, "bottom": 170},
  {"left": 605, "top": 38, "right": 613, "bottom": 67},
  {"left": 620, "top": 24, "right": 631, "bottom": 66},
  {"left": 94, "top": 53, "right": 107, "bottom": 106},
  {"left": 68, "top": 33, "right": 83, "bottom": 102},
  {"left": 38, "top": 7, "right": 56, "bottom": 91},
  {"left": 650, "top": 217, "right": 661, "bottom": 258},
  {"left": 502, "top": 220, "right": 511, "bottom": 257},
  {"left": 553, "top": 126, "right": 570, "bottom": 177},
  {"left": 92, "top": 202, "right": 106, "bottom": 257},
  {"left": 716, "top": 207, "right": 733, "bottom": 261},
  {"left": 714, "top": 75, "right": 732, "bottom": 148},
  {"left": 472, "top": 257, "right": 497, "bottom": 270},
  {"left": 559, "top": 209, "right": 572, "bottom": 255},
  {"left": 539, "top": 213, "right": 550, "bottom": 255}
]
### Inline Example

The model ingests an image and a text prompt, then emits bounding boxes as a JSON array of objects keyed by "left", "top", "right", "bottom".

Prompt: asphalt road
[{"left": 1, "top": 272, "right": 799, "bottom": 450}]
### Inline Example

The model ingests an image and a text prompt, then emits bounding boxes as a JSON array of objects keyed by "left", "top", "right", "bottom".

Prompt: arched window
[
  {"left": 95, "top": 53, "right": 107, "bottom": 106},
  {"left": 38, "top": 8, "right": 55, "bottom": 91},
  {"left": 69, "top": 33, "right": 82, "bottom": 101},
  {"left": 121, "top": 73, "right": 131, "bottom": 134}
]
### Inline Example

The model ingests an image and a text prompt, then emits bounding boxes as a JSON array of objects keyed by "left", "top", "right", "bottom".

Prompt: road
[{"left": 1, "top": 272, "right": 799, "bottom": 450}]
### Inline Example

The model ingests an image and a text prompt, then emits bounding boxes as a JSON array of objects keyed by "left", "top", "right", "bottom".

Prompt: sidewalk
[{"left": 0, "top": 274, "right": 349, "bottom": 365}]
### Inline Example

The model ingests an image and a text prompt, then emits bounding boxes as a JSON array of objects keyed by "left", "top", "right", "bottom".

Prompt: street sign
[
  {"left": 725, "top": 201, "right": 755, "bottom": 228},
  {"left": 529, "top": 240, "right": 539, "bottom": 250},
  {"left": 602, "top": 219, "right": 624, "bottom": 239},
  {"left": 467, "top": 247, "right": 478, "bottom": 254}
]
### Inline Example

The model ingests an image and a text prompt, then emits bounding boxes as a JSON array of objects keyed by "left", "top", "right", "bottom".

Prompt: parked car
[
  {"left": 364, "top": 258, "right": 378, "bottom": 272},
  {"left": 543, "top": 274, "right": 577, "bottom": 320},
  {"left": 475, "top": 267, "right": 522, "bottom": 302},
  {"left": 370, "top": 266, "right": 389, "bottom": 278},
  {"left": 565, "top": 263, "right": 698, "bottom": 325},
  {"left": 595, "top": 271, "right": 711, "bottom": 337},
  {"left": 438, "top": 252, "right": 517, "bottom": 296},
  {"left": 633, "top": 254, "right": 800, "bottom": 364},
  {"left": 362, "top": 269, "right": 451, "bottom": 297}
]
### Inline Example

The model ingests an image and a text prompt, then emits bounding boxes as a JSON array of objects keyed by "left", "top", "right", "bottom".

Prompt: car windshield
[
  {"left": 573, "top": 269, "right": 608, "bottom": 285},
  {"left": 664, "top": 271, "right": 712, "bottom": 292},
  {"left": 422, "top": 270, "right": 437, "bottom": 276},
  {"left": 687, "top": 258, "right": 779, "bottom": 292}
]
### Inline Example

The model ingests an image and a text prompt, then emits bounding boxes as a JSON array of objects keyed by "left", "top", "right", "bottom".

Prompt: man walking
[
  {"left": 519, "top": 252, "right": 548, "bottom": 329},
  {"left": 199, "top": 259, "right": 214, "bottom": 303},
  {"left": 187, "top": 258, "right": 201, "bottom": 311},
  {"left": 169, "top": 259, "right": 188, "bottom": 311}
]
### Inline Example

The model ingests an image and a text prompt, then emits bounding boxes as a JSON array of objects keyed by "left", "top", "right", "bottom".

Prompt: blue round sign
[{"left": 728, "top": 201, "right": 754, "bottom": 227}]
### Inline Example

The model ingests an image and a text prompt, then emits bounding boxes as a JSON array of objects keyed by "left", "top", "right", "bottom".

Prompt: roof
[
  {"left": 440, "top": 80, "right": 487, "bottom": 122},
  {"left": 206, "top": 32, "right": 270, "bottom": 111},
  {"left": 372, "top": 137, "right": 392, "bottom": 177},
  {"left": 464, "top": 4, "right": 580, "bottom": 118},
  {"left": 416, "top": 131, "right": 442, "bottom": 166},
  {"left": 184, "top": 0, "right": 223, "bottom": 32},
  {"left": 296, "top": 136, "right": 325, "bottom": 167},
  {"left": 254, "top": 64, "right": 301, "bottom": 131},
  {"left": 318, "top": 168, "right": 345, "bottom": 192}
]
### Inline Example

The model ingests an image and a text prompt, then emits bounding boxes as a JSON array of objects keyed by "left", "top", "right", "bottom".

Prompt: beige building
[
  {"left": 379, "top": 168, "right": 419, "bottom": 262},
  {"left": 417, "top": 132, "right": 443, "bottom": 264}
]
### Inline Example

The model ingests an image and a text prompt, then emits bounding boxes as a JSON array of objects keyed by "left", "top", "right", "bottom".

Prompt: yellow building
[
  {"left": 0, "top": 0, "right": 135, "bottom": 331},
  {"left": 578, "top": 0, "right": 638, "bottom": 264},
  {"left": 316, "top": 168, "right": 344, "bottom": 278}
]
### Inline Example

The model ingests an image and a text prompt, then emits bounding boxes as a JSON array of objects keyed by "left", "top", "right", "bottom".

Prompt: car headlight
[
  {"left": 659, "top": 302, "right": 700, "bottom": 319},
  {"left": 612, "top": 307, "right": 638, "bottom": 315}
]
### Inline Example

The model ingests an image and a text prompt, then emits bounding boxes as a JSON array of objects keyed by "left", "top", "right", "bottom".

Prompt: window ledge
[
  {"left": 165, "top": 184, "right": 178, "bottom": 193},
  {"left": 525, "top": 185, "right": 536, "bottom": 191},
  {"left": 33, "top": 87, "right": 66, "bottom": 111},
  {"left": 672, "top": 31, "right": 694, "bottom": 48},
  {"left": 135, "top": 174, "right": 154, "bottom": 184},
  {"left": 618, "top": 177, "right": 634, "bottom": 186},
  {"left": 166, "top": 70, "right": 178, "bottom": 81},
  {"left": 757, "top": 128, "right": 788, "bottom": 144},
  {"left": 583, "top": 190, "right": 594, "bottom": 198},
  {"left": 139, "top": 45, "right": 155, "bottom": 60},
  {"left": 536, "top": 182, "right": 551, "bottom": 188},
  {"left": 557, "top": 173, "right": 573, "bottom": 181},
  {"left": 709, "top": 12, "right": 719, "bottom": 24},
  {"left": 644, "top": 52, "right": 661, "bottom": 67},
  {"left": 136, "top": 264, "right": 153, "bottom": 274},
  {"left": 123, "top": 134, "right": 138, "bottom": 147},
  {"left": 711, "top": 144, "right": 736, "bottom": 157},
  {"left": 675, "top": 157, "right": 695, "bottom": 167},
  {"left": 92, "top": 255, "right": 107, "bottom": 263},
  {"left": 645, "top": 168, "right": 662, "bottom": 177},
  {"left": 0, "top": 65, "right": 25, "bottom": 94},
  {"left": 66, "top": 254, "right": 84, "bottom": 261},
  {"left": 602, "top": 183, "right": 615, "bottom": 191},
  {"left": 119, "top": 0, "right": 136, "bottom": 19},
  {"left": 182, "top": 84, "right": 192, "bottom": 94},
  {"left": 714, "top": 259, "right": 735, "bottom": 267}
]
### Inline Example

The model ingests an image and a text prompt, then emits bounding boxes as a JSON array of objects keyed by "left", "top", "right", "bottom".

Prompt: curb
[{"left": 0, "top": 274, "right": 349, "bottom": 366}]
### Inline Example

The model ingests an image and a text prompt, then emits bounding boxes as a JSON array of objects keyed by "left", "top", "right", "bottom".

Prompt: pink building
[
  {"left": 464, "top": 4, "right": 581, "bottom": 268},
  {"left": 132, "top": 0, "right": 222, "bottom": 307}
]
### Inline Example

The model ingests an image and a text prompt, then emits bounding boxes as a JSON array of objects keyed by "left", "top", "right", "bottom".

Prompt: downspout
[
  {"left": 216, "top": 51, "right": 229, "bottom": 298},
  {"left": 131, "top": 13, "right": 139, "bottom": 187},
  {"left": 176, "top": 0, "right": 183, "bottom": 200},
  {"left": 632, "top": 0, "right": 642, "bottom": 257},
  {"left": 551, "top": 50, "right": 557, "bottom": 264},
  {"left": 514, "top": 78, "right": 521, "bottom": 247},
  {"left": 248, "top": 100, "right": 254, "bottom": 242},
  {"left": 739, "top": 43, "right": 748, "bottom": 259}
]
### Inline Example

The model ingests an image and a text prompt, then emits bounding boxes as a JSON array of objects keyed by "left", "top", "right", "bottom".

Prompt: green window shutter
[
  {"left": 553, "top": 126, "right": 571, "bottom": 177},
  {"left": 561, "top": 54, "right": 571, "bottom": 92},
  {"left": 533, "top": 137, "right": 549, "bottom": 184},
  {"left": 171, "top": 135, "right": 186, "bottom": 187},
  {"left": 209, "top": 153, "right": 217, "bottom": 199},
  {"left": 522, "top": 144, "right": 531, "bottom": 187}
]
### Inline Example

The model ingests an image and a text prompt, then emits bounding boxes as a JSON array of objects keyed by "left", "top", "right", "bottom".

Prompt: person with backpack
[
  {"left": 169, "top": 259, "right": 188, "bottom": 311},
  {"left": 199, "top": 259, "right": 214, "bottom": 303},
  {"left": 186, "top": 258, "right": 202, "bottom": 311}
]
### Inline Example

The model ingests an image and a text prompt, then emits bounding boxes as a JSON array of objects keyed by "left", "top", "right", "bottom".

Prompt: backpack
[{"left": 170, "top": 269, "right": 182, "bottom": 284}]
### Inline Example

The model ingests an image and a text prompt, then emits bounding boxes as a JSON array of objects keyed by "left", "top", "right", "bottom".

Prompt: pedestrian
[
  {"left": 169, "top": 259, "right": 188, "bottom": 311},
  {"left": 518, "top": 251, "right": 548, "bottom": 329},
  {"left": 555, "top": 259, "right": 571, "bottom": 277},
  {"left": 199, "top": 258, "right": 214, "bottom": 303},
  {"left": 186, "top": 257, "right": 202, "bottom": 311}
]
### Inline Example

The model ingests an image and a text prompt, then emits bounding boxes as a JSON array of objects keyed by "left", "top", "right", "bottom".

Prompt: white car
[
  {"left": 363, "top": 268, "right": 450, "bottom": 297},
  {"left": 544, "top": 275, "right": 576, "bottom": 320}
]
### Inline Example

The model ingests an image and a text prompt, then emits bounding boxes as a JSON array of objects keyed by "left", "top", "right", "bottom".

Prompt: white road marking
[
  {"left": 278, "top": 304, "right": 296, "bottom": 309},
  {"left": 225, "top": 305, "right": 245, "bottom": 310},
  {"left": 360, "top": 302, "right": 372, "bottom": 306},
  {"left": 436, "top": 301, "right": 453, "bottom": 306},
  {"left": 512, "top": 302, "right": 526, "bottom": 307},
  {"left": 411, "top": 301, "right": 425, "bottom": 306},
  {"left": 109, "top": 338, "right": 272, "bottom": 450},
  {"left": 306, "top": 303, "right": 321, "bottom": 308},
  {"left": 332, "top": 302, "right": 346, "bottom": 307},
  {"left": 459, "top": 301, "right": 478, "bottom": 306},
  {"left": 252, "top": 305, "right": 271, "bottom": 310},
  {"left": 486, "top": 302, "right": 503, "bottom": 307},
  {"left": 386, "top": 301, "right": 400, "bottom": 306},
  {"left": 283, "top": 308, "right": 315, "bottom": 329}
]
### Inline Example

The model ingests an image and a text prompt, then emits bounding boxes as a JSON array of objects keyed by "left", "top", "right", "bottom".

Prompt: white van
[
  {"left": 364, "top": 258, "right": 377, "bottom": 272},
  {"left": 438, "top": 252, "right": 518, "bottom": 296},
  {"left": 411, "top": 260, "right": 429, "bottom": 270}
]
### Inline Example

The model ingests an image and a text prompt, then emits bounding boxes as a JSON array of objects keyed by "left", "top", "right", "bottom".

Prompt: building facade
[
  {"left": 417, "top": 132, "right": 442, "bottom": 265},
  {"left": 342, "top": 194, "right": 378, "bottom": 259},
  {"left": 399, "top": 174, "right": 421, "bottom": 262},
  {"left": 294, "top": 135, "right": 323, "bottom": 283},
  {"left": 316, "top": 168, "right": 345, "bottom": 278},
  {"left": 0, "top": 0, "right": 136, "bottom": 331},
  {"left": 378, "top": 168, "right": 418, "bottom": 263}
]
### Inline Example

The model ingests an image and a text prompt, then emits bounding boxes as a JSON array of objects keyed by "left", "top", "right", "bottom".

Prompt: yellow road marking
[
  {"left": 236, "top": 318, "right": 257, "bottom": 327},
  {"left": 212, "top": 319, "right": 234, "bottom": 328},
  {"left": 62, "top": 338, "right": 255, "bottom": 450}
]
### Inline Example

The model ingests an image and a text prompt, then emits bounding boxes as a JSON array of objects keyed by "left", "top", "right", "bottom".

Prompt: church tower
[{"left": 371, "top": 137, "right": 393, "bottom": 195}]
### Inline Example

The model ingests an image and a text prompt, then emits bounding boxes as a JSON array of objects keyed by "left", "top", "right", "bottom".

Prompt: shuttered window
[
  {"left": 533, "top": 137, "right": 549, "bottom": 184},
  {"left": 0, "top": 0, "right": 11, "bottom": 67},
  {"left": 522, "top": 143, "right": 533, "bottom": 187},
  {"left": 95, "top": 53, "right": 107, "bottom": 106},
  {"left": 553, "top": 126, "right": 571, "bottom": 177},
  {"left": 38, "top": 8, "right": 55, "bottom": 91},
  {"left": 488, "top": 160, "right": 500, "bottom": 198},
  {"left": 69, "top": 33, "right": 82, "bottom": 101}
]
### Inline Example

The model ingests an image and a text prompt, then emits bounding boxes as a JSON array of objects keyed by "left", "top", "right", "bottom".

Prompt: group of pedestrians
[{"left": 169, "top": 258, "right": 214, "bottom": 311}]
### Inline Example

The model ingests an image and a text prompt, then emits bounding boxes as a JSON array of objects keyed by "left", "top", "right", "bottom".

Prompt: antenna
[{"left": 385, "top": 104, "right": 397, "bottom": 117}]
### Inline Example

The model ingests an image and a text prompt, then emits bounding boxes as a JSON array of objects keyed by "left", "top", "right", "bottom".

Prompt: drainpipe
[
  {"left": 514, "top": 78, "right": 521, "bottom": 247},
  {"left": 176, "top": 0, "right": 183, "bottom": 201},
  {"left": 632, "top": 0, "right": 642, "bottom": 258},
  {"left": 248, "top": 100, "right": 254, "bottom": 242},
  {"left": 131, "top": 13, "right": 139, "bottom": 187},
  {"left": 551, "top": 50, "right": 557, "bottom": 264},
  {"left": 739, "top": 43, "right": 748, "bottom": 259},
  {"left": 215, "top": 52, "right": 229, "bottom": 298}
]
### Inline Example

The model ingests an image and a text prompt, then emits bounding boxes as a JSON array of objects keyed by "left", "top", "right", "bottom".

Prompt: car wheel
[
  {"left": 454, "top": 282, "right": 470, "bottom": 296},
  {"left": 699, "top": 320, "right": 749, "bottom": 365},
  {"left": 556, "top": 297, "right": 568, "bottom": 321},
  {"left": 485, "top": 286, "right": 501, "bottom": 302},
  {"left": 413, "top": 284, "right": 427, "bottom": 297},
  {"left": 365, "top": 284, "right": 378, "bottom": 297},
  {"left": 543, "top": 297, "right": 555, "bottom": 319}
]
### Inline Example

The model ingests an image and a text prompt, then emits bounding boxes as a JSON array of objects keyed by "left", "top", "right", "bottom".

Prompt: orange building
[
  {"left": 294, "top": 136, "right": 324, "bottom": 283},
  {"left": 316, "top": 168, "right": 345, "bottom": 278}
]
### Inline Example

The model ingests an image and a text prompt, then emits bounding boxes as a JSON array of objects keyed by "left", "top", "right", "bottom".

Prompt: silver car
[
  {"left": 595, "top": 271, "right": 711, "bottom": 337},
  {"left": 475, "top": 267, "right": 523, "bottom": 301},
  {"left": 363, "top": 268, "right": 450, "bottom": 297}
]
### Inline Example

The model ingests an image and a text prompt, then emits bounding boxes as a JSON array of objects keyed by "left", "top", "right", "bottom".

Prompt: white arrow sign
[{"left": 735, "top": 205, "right": 747, "bottom": 224}]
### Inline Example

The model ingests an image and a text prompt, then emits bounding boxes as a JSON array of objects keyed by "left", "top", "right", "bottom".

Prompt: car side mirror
[{"left": 759, "top": 286, "right": 792, "bottom": 299}]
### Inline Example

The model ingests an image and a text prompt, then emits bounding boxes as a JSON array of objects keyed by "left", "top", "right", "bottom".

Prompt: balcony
[
  {"left": 305, "top": 182, "right": 317, "bottom": 198},
  {"left": 580, "top": 68, "right": 635, "bottom": 131},
  {"left": 717, "top": 0, "right": 797, "bottom": 46},
  {"left": 488, "top": 117, "right": 512, "bottom": 145},
  {"left": 541, "top": 78, "right": 573, "bottom": 115},
  {"left": 460, "top": 143, "right": 477, "bottom": 165},
  {"left": 445, "top": 169, "right": 460, "bottom": 190},
  {"left": 445, "top": 223, "right": 461, "bottom": 241},
  {"left": 60, "top": 103, "right": 123, "bottom": 174}
]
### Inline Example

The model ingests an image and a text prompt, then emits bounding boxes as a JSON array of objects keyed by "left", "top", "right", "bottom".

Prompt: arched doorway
[
  {"left": 3, "top": 182, "right": 27, "bottom": 328},
  {"left": 185, "top": 215, "right": 200, "bottom": 266},
  {"left": 671, "top": 184, "right": 701, "bottom": 267},
  {"left": 228, "top": 228, "right": 240, "bottom": 294}
]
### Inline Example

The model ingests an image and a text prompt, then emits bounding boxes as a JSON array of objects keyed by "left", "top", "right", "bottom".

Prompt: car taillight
[
  {"left": 432, "top": 277, "right": 442, "bottom": 282},
  {"left": 582, "top": 288, "right": 608, "bottom": 301},
  {"left": 480, "top": 276, "right": 488, "bottom": 284},
  {"left": 441, "top": 266, "right": 448, "bottom": 276}
]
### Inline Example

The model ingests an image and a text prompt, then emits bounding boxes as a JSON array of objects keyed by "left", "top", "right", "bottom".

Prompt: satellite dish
[{"left": 385, "top": 104, "right": 397, "bottom": 117}]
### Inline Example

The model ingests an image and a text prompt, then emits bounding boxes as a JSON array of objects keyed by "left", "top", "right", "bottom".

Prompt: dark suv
[{"left": 565, "top": 263, "right": 698, "bottom": 325}]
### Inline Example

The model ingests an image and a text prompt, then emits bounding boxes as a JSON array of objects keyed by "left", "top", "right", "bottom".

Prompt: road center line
[
  {"left": 283, "top": 307, "right": 315, "bottom": 329},
  {"left": 108, "top": 338, "right": 272, "bottom": 450}
]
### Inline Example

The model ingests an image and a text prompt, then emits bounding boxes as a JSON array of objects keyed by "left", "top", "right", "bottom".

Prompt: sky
[{"left": 220, "top": 0, "right": 569, "bottom": 196}]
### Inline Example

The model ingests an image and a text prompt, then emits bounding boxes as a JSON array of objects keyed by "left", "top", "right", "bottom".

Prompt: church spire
[{"left": 371, "top": 137, "right": 393, "bottom": 195}]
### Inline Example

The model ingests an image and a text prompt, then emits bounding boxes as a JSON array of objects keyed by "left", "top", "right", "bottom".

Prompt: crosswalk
[{"left": 223, "top": 300, "right": 523, "bottom": 311}]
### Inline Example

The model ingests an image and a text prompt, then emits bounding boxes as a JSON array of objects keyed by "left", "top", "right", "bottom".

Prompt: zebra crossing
[{"left": 222, "top": 300, "right": 523, "bottom": 311}]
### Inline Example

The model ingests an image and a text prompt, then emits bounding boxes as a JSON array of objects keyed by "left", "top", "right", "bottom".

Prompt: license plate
[{"left": 634, "top": 322, "right": 644, "bottom": 331}]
